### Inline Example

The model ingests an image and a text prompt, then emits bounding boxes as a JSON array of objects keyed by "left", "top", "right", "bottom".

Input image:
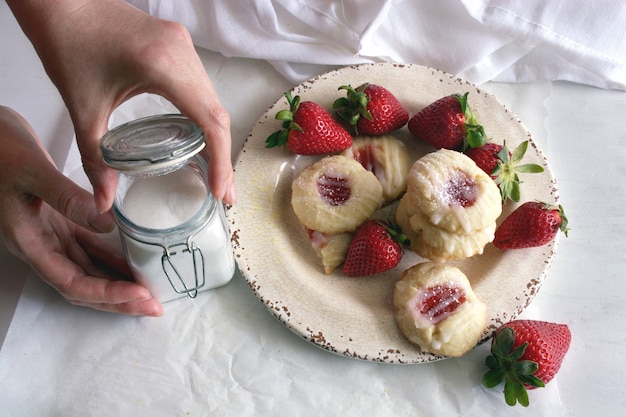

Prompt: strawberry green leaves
[
  {"left": 333, "top": 84, "right": 371, "bottom": 128},
  {"left": 265, "top": 92, "right": 301, "bottom": 149},
  {"left": 333, "top": 83, "right": 408, "bottom": 136},
  {"left": 466, "top": 140, "right": 545, "bottom": 203},
  {"left": 492, "top": 141, "right": 545, "bottom": 202},
  {"left": 483, "top": 327, "right": 543, "bottom": 407},
  {"left": 454, "top": 92, "right": 487, "bottom": 150}
]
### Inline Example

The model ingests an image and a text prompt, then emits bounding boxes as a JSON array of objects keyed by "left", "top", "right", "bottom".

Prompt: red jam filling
[
  {"left": 353, "top": 144, "right": 381, "bottom": 177},
  {"left": 317, "top": 175, "right": 350, "bottom": 206},
  {"left": 417, "top": 284, "right": 467, "bottom": 325},
  {"left": 443, "top": 170, "right": 477, "bottom": 208}
]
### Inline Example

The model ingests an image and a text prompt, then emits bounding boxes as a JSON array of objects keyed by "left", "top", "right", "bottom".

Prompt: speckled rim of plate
[{"left": 225, "top": 63, "right": 559, "bottom": 364}]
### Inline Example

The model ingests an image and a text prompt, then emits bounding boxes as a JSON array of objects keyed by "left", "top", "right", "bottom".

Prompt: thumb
[
  {"left": 80, "top": 153, "right": 118, "bottom": 215},
  {"left": 73, "top": 117, "right": 118, "bottom": 214},
  {"left": 0, "top": 105, "right": 115, "bottom": 232},
  {"left": 31, "top": 165, "right": 116, "bottom": 233}
]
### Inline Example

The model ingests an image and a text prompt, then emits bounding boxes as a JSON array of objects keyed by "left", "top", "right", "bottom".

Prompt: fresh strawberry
[
  {"left": 493, "top": 201, "right": 569, "bottom": 249},
  {"left": 465, "top": 142, "right": 504, "bottom": 178},
  {"left": 265, "top": 92, "right": 352, "bottom": 155},
  {"left": 333, "top": 83, "right": 409, "bottom": 135},
  {"left": 483, "top": 320, "right": 571, "bottom": 407},
  {"left": 408, "top": 92, "right": 486, "bottom": 150},
  {"left": 342, "top": 220, "right": 408, "bottom": 277},
  {"left": 465, "top": 140, "right": 545, "bottom": 202}
]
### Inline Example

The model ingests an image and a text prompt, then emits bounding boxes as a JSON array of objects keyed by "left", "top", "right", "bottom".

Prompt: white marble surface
[{"left": 1, "top": 3, "right": 626, "bottom": 416}]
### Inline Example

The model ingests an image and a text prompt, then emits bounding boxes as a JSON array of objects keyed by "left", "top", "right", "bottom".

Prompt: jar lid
[{"left": 100, "top": 114, "right": 205, "bottom": 172}]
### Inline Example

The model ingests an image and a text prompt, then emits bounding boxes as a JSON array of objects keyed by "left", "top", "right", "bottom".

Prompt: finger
[
  {"left": 0, "top": 106, "right": 40, "bottom": 147},
  {"left": 82, "top": 155, "right": 119, "bottom": 215},
  {"left": 171, "top": 85, "right": 236, "bottom": 204},
  {"left": 9, "top": 203, "right": 162, "bottom": 316},
  {"left": 74, "top": 225, "right": 132, "bottom": 279},
  {"left": 137, "top": 25, "right": 236, "bottom": 203},
  {"left": 73, "top": 116, "right": 119, "bottom": 214},
  {"left": 37, "top": 250, "right": 148, "bottom": 305},
  {"left": 66, "top": 230, "right": 164, "bottom": 316},
  {"left": 44, "top": 259, "right": 163, "bottom": 316},
  {"left": 198, "top": 115, "right": 237, "bottom": 205},
  {"left": 0, "top": 106, "right": 115, "bottom": 232},
  {"left": 69, "top": 296, "right": 163, "bottom": 317},
  {"left": 27, "top": 160, "right": 115, "bottom": 233},
  {"left": 19, "top": 225, "right": 158, "bottom": 314}
]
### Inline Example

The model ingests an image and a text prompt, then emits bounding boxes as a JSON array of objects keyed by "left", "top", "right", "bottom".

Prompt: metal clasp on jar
[{"left": 160, "top": 236, "right": 206, "bottom": 298}]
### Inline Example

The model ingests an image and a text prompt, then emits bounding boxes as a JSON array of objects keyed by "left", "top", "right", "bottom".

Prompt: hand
[
  {"left": 0, "top": 106, "right": 163, "bottom": 316},
  {"left": 7, "top": 0, "right": 236, "bottom": 212}
]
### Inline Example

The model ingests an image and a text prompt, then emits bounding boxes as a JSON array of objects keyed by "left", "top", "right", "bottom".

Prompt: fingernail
[
  {"left": 227, "top": 182, "right": 238, "bottom": 205},
  {"left": 95, "top": 187, "right": 114, "bottom": 215},
  {"left": 146, "top": 301, "right": 164, "bottom": 317},
  {"left": 132, "top": 288, "right": 152, "bottom": 301},
  {"left": 88, "top": 207, "right": 115, "bottom": 233}
]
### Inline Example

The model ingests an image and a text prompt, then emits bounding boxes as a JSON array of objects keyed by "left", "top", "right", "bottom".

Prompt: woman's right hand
[{"left": 7, "top": 0, "right": 237, "bottom": 214}]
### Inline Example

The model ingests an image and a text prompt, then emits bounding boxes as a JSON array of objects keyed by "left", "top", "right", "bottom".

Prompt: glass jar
[{"left": 100, "top": 114, "right": 235, "bottom": 303}]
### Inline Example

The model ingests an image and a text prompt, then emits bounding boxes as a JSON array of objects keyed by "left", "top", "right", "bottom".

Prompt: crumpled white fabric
[{"left": 128, "top": 0, "right": 626, "bottom": 90}]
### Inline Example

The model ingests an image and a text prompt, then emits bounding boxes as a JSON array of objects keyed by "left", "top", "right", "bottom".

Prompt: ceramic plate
[{"left": 226, "top": 63, "right": 559, "bottom": 364}]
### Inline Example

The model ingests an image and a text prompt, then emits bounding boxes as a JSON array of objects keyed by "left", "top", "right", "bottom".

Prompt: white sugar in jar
[
  {"left": 100, "top": 114, "right": 235, "bottom": 302},
  {"left": 122, "top": 168, "right": 207, "bottom": 229}
]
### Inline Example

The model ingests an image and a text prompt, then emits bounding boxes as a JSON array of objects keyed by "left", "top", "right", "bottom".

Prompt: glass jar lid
[{"left": 100, "top": 114, "right": 205, "bottom": 172}]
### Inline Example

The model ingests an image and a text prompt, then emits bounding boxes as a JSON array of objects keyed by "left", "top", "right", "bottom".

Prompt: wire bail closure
[
  {"left": 161, "top": 240, "right": 206, "bottom": 298},
  {"left": 119, "top": 229, "right": 207, "bottom": 299}
]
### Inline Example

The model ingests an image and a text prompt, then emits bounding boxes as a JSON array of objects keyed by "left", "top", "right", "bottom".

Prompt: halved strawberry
[
  {"left": 493, "top": 201, "right": 569, "bottom": 249},
  {"left": 342, "top": 220, "right": 408, "bottom": 277},
  {"left": 483, "top": 320, "right": 571, "bottom": 407},
  {"left": 265, "top": 92, "right": 352, "bottom": 155},
  {"left": 465, "top": 140, "right": 545, "bottom": 202},
  {"left": 333, "top": 83, "right": 409, "bottom": 135},
  {"left": 408, "top": 92, "right": 486, "bottom": 150}
]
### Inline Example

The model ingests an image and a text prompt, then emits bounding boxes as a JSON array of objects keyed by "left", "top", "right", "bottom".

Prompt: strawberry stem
[
  {"left": 557, "top": 205, "right": 569, "bottom": 236},
  {"left": 376, "top": 219, "right": 410, "bottom": 248},
  {"left": 333, "top": 83, "right": 372, "bottom": 135},
  {"left": 453, "top": 92, "right": 487, "bottom": 150},
  {"left": 482, "top": 327, "right": 545, "bottom": 407},
  {"left": 265, "top": 92, "right": 303, "bottom": 149},
  {"left": 492, "top": 140, "right": 544, "bottom": 202}
]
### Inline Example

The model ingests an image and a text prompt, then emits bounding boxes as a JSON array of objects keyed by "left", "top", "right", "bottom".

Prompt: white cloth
[{"left": 128, "top": 0, "right": 626, "bottom": 89}]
